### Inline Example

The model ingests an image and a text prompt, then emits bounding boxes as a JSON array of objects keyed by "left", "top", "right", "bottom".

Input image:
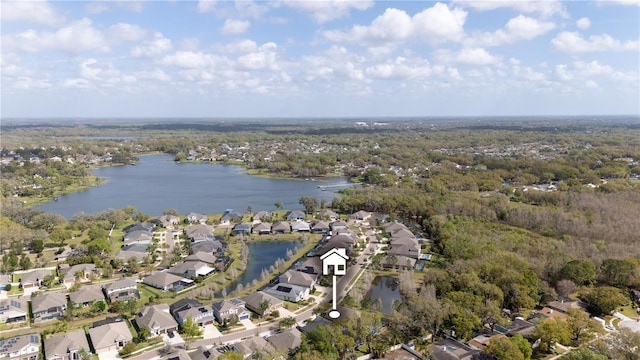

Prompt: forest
[{"left": 1, "top": 117, "right": 639, "bottom": 359}]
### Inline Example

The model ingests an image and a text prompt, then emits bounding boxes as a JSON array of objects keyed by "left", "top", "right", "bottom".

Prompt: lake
[
  {"left": 37, "top": 154, "right": 351, "bottom": 218},
  {"left": 366, "top": 276, "right": 403, "bottom": 314},
  {"left": 221, "top": 240, "right": 304, "bottom": 296}
]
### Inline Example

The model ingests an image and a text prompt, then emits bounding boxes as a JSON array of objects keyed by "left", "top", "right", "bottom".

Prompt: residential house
[
  {"left": 103, "top": 277, "right": 139, "bottom": 303},
  {"left": 124, "top": 222, "right": 154, "bottom": 233},
  {"left": 271, "top": 221, "right": 291, "bottom": 234},
  {"left": 429, "top": 337, "right": 480, "bottom": 360},
  {"left": 168, "top": 261, "right": 215, "bottom": 278},
  {"left": 279, "top": 270, "right": 317, "bottom": 288},
  {"left": 294, "top": 257, "right": 322, "bottom": 275},
  {"left": 31, "top": 291, "right": 67, "bottom": 323},
  {"left": 252, "top": 211, "right": 271, "bottom": 223},
  {"left": 159, "top": 215, "right": 180, "bottom": 229},
  {"left": 329, "top": 221, "right": 348, "bottom": 231},
  {"left": 232, "top": 223, "right": 252, "bottom": 236},
  {"left": 299, "top": 317, "right": 332, "bottom": 334},
  {"left": 316, "top": 235, "right": 355, "bottom": 257},
  {"left": 320, "top": 248, "right": 349, "bottom": 276},
  {"left": 123, "top": 230, "right": 153, "bottom": 246},
  {"left": 467, "top": 333, "right": 508, "bottom": 351},
  {"left": 212, "top": 298, "right": 250, "bottom": 324},
  {"left": 186, "top": 224, "right": 214, "bottom": 242},
  {"left": 185, "top": 213, "right": 207, "bottom": 224},
  {"left": 59, "top": 263, "right": 99, "bottom": 285},
  {"left": 390, "top": 236, "right": 418, "bottom": 247},
  {"left": 231, "top": 337, "right": 274, "bottom": 359},
  {"left": 383, "top": 222, "right": 408, "bottom": 235},
  {"left": 43, "top": 329, "right": 90, "bottom": 360},
  {"left": 286, "top": 210, "right": 305, "bottom": 221},
  {"left": 19, "top": 269, "right": 52, "bottom": 289},
  {"left": 390, "top": 229, "right": 416, "bottom": 241},
  {"left": 291, "top": 221, "right": 310, "bottom": 232},
  {"left": 159, "top": 349, "right": 192, "bottom": 360},
  {"left": 69, "top": 285, "right": 106, "bottom": 307},
  {"left": 142, "top": 272, "right": 194, "bottom": 292},
  {"left": 310, "top": 221, "right": 330, "bottom": 234},
  {"left": 318, "top": 209, "right": 339, "bottom": 221},
  {"left": 0, "top": 298, "right": 28, "bottom": 324},
  {"left": 382, "top": 255, "right": 416, "bottom": 270},
  {"left": 115, "top": 244, "right": 149, "bottom": 264},
  {"left": 184, "top": 252, "right": 217, "bottom": 265},
  {"left": 135, "top": 304, "right": 179, "bottom": 336},
  {"left": 0, "top": 334, "right": 40, "bottom": 360},
  {"left": 190, "top": 240, "right": 224, "bottom": 254},
  {"left": 171, "top": 299, "right": 215, "bottom": 326},
  {"left": 547, "top": 300, "right": 588, "bottom": 314},
  {"left": 376, "top": 214, "right": 390, "bottom": 223},
  {"left": 350, "top": 210, "right": 372, "bottom": 222},
  {"left": 89, "top": 321, "right": 133, "bottom": 353},
  {"left": 188, "top": 346, "right": 223, "bottom": 360},
  {"left": 267, "top": 328, "right": 302, "bottom": 354},
  {"left": 241, "top": 291, "right": 283, "bottom": 317},
  {"left": 220, "top": 211, "right": 242, "bottom": 226},
  {"left": 387, "top": 243, "right": 421, "bottom": 259},
  {"left": 494, "top": 318, "right": 536, "bottom": 338},
  {"left": 264, "top": 283, "right": 310, "bottom": 302},
  {"left": 252, "top": 222, "right": 272, "bottom": 235}
]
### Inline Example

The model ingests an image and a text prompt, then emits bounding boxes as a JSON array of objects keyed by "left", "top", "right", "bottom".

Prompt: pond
[
  {"left": 221, "top": 240, "right": 304, "bottom": 296},
  {"left": 366, "top": 276, "right": 404, "bottom": 314}
]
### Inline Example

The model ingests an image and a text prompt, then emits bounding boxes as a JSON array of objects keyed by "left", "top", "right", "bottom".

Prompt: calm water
[
  {"left": 367, "top": 276, "right": 403, "bottom": 314},
  {"left": 222, "top": 240, "right": 303, "bottom": 295},
  {"left": 37, "top": 154, "right": 350, "bottom": 218}
]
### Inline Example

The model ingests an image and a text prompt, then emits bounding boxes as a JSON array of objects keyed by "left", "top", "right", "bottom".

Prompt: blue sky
[{"left": 1, "top": 0, "right": 639, "bottom": 118}]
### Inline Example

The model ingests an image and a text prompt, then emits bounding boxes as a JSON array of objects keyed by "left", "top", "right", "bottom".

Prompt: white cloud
[
  {"left": 452, "top": 0, "right": 568, "bottom": 18},
  {"left": 135, "top": 69, "right": 171, "bottom": 82},
  {"left": 237, "top": 42, "right": 280, "bottom": 71},
  {"left": 554, "top": 60, "right": 638, "bottom": 86},
  {"left": 467, "top": 15, "right": 555, "bottom": 47},
  {"left": 551, "top": 31, "right": 640, "bottom": 53},
  {"left": 300, "top": 46, "right": 365, "bottom": 82},
  {"left": 234, "top": 1, "right": 271, "bottom": 19},
  {"left": 179, "top": 38, "right": 201, "bottom": 51},
  {"left": 162, "top": 51, "right": 230, "bottom": 69},
  {"left": 323, "top": 8, "right": 413, "bottom": 44},
  {"left": 221, "top": 19, "right": 251, "bottom": 35},
  {"left": 197, "top": 0, "right": 217, "bottom": 13},
  {"left": 597, "top": 0, "right": 640, "bottom": 7},
  {"left": 365, "top": 56, "right": 431, "bottom": 80},
  {"left": 412, "top": 3, "right": 468, "bottom": 44},
  {"left": 86, "top": 2, "right": 109, "bottom": 14},
  {"left": 131, "top": 33, "right": 173, "bottom": 58},
  {"left": 435, "top": 47, "right": 500, "bottom": 65},
  {"left": 2, "top": 19, "right": 148, "bottom": 54},
  {"left": 281, "top": 0, "right": 374, "bottom": 23},
  {"left": 1, "top": 0, "right": 64, "bottom": 26},
  {"left": 576, "top": 17, "right": 591, "bottom": 30},
  {"left": 324, "top": 3, "right": 467, "bottom": 46},
  {"left": 219, "top": 39, "right": 259, "bottom": 53}
]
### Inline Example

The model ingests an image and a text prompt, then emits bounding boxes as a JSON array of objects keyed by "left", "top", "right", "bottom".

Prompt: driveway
[
  {"left": 615, "top": 312, "right": 640, "bottom": 333},
  {"left": 97, "top": 349, "right": 121, "bottom": 360},
  {"left": 239, "top": 318, "right": 256, "bottom": 330}
]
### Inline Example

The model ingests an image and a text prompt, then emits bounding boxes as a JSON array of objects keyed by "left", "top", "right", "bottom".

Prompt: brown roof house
[
  {"left": 0, "top": 333, "right": 40, "bottom": 360},
  {"left": 142, "top": 272, "right": 194, "bottom": 292},
  {"left": 241, "top": 291, "right": 283, "bottom": 317},
  {"left": 89, "top": 321, "right": 133, "bottom": 353},
  {"left": 278, "top": 270, "right": 317, "bottom": 288},
  {"left": 44, "top": 329, "right": 90, "bottom": 360},
  {"left": 135, "top": 304, "right": 179, "bottom": 336},
  {"left": 212, "top": 298, "right": 250, "bottom": 324},
  {"left": 19, "top": 269, "right": 52, "bottom": 289},
  {"left": 59, "top": 264, "right": 100, "bottom": 285},
  {"left": 103, "top": 277, "right": 139, "bottom": 303},
  {"left": 267, "top": 328, "right": 302, "bottom": 354},
  {"left": 68, "top": 284, "right": 106, "bottom": 307},
  {"left": 31, "top": 291, "right": 67, "bottom": 323}
]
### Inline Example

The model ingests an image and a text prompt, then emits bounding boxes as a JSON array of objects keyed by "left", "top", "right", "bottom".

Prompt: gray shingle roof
[{"left": 44, "top": 329, "right": 90, "bottom": 360}]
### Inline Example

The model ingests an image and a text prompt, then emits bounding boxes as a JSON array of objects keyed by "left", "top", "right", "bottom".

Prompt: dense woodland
[{"left": 1, "top": 117, "right": 640, "bottom": 358}]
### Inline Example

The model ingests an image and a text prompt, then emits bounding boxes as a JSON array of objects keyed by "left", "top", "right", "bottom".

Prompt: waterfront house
[
  {"left": 124, "top": 222, "right": 154, "bottom": 233},
  {"left": 252, "top": 211, "right": 271, "bottom": 223},
  {"left": 0, "top": 333, "right": 40, "bottom": 360},
  {"left": 318, "top": 209, "right": 339, "bottom": 221},
  {"left": 143, "top": 272, "right": 194, "bottom": 292},
  {"left": 89, "top": 321, "right": 133, "bottom": 353},
  {"left": 311, "top": 221, "right": 330, "bottom": 234},
  {"left": 320, "top": 248, "right": 349, "bottom": 276},
  {"left": 186, "top": 213, "right": 207, "bottom": 224},
  {"left": 0, "top": 298, "right": 28, "bottom": 324},
  {"left": 286, "top": 210, "right": 305, "bottom": 221},
  {"left": 212, "top": 298, "right": 250, "bottom": 324},
  {"left": 171, "top": 299, "right": 215, "bottom": 326},
  {"left": 271, "top": 221, "right": 291, "bottom": 234},
  {"left": 232, "top": 223, "right": 252, "bottom": 236},
  {"left": 387, "top": 243, "right": 421, "bottom": 259},
  {"left": 220, "top": 211, "right": 242, "bottom": 226},
  {"left": 382, "top": 255, "right": 416, "bottom": 270},
  {"left": 123, "top": 230, "right": 153, "bottom": 246},
  {"left": 135, "top": 304, "right": 179, "bottom": 336},
  {"left": 69, "top": 284, "right": 106, "bottom": 307},
  {"left": 31, "top": 292, "right": 67, "bottom": 323},
  {"left": 252, "top": 222, "right": 272, "bottom": 235},
  {"left": 241, "top": 291, "right": 283, "bottom": 317},
  {"left": 44, "top": 329, "right": 90, "bottom": 360},
  {"left": 103, "top": 277, "right": 139, "bottom": 303},
  {"left": 168, "top": 261, "right": 215, "bottom": 278},
  {"left": 264, "top": 283, "right": 310, "bottom": 302},
  {"left": 159, "top": 215, "right": 180, "bottom": 228},
  {"left": 291, "top": 220, "right": 311, "bottom": 232},
  {"left": 350, "top": 210, "right": 372, "bottom": 222},
  {"left": 279, "top": 270, "right": 317, "bottom": 288},
  {"left": 184, "top": 251, "right": 217, "bottom": 265},
  {"left": 329, "top": 220, "right": 348, "bottom": 231},
  {"left": 186, "top": 224, "right": 214, "bottom": 242},
  {"left": 190, "top": 240, "right": 224, "bottom": 254}
]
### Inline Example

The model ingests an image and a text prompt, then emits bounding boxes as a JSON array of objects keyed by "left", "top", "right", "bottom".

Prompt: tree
[
  {"left": 91, "top": 300, "right": 106, "bottom": 313},
  {"left": 566, "top": 308, "right": 597, "bottom": 344},
  {"left": 560, "top": 260, "right": 597, "bottom": 286},
  {"left": 532, "top": 318, "right": 571, "bottom": 353},
  {"left": 19, "top": 254, "right": 32, "bottom": 270},
  {"left": 179, "top": 317, "right": 202, "bottom": 348},
  {"left": 274, "top": 202, "right": 282, "bottom": 210},
  {"left": 560, "top": 347, "right": 607, "bottom": 360},
  {"left": 32, "top": 239, "right": 44, "bottom": 254},
  {"left": 259, "top": 299, "right": 271, "bottom": 317},
  {"left": 137, "top": 326, "right": 151, "bottom": 342},
  {"left": 162, "top": 208, "right": 179, "bottom": 216},
  {"left": 218, "top": 351, "right": 244, "bottom": 360},
  {"left": 119, "top": 342, "right": 137, "bottom": 356},
  {"left": 580, "top": 286, "right": 627, "bottom": 316},
  {"left": 50, "top": 228, "right": 71, "bottom": 246},
  {"left": 483, "top": 337, "right": 525, "bottom": 360},
  {"left": 599, "top": 258, "right": 637, "bottom": 288},
  {"left": 299, "top": 196, "right": 319, "bottom": 215},
  {"left": 279, "top": 316, "right": 297, "bottom": 329},
  {"left": 556, "top": 279, "right": 577, "bottom": 299}
]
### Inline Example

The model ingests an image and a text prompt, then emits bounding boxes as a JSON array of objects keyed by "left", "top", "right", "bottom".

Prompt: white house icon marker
[{"left": 320, "top": 248, "right": 349, "bottom": 318}]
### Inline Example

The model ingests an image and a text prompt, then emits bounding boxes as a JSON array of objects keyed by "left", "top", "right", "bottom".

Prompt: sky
[{"left": 1, "top": 0, "right": 639, "bottom": 118}]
